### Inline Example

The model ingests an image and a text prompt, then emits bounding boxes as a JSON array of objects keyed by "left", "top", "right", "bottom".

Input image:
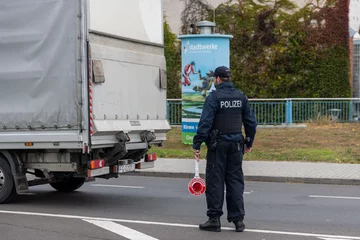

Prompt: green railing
[
  {"left": 250, "top": 99, "right": 286, "bottom": 125},
  {"left": 166, "top": 99, "right": 182, "bottom": 125},
  {"left": 167, "top": 98, "right": 360, "bottom": 125}
]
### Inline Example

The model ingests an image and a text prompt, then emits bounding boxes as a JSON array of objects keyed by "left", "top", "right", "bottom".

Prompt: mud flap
[{"left": 14, "top": 174, "right": 29, "bottom": 194}]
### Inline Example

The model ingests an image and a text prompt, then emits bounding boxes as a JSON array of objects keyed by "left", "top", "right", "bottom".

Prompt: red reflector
[
  {"left": 192, "top": 182, "right": 203, "bottom": 192},
  {"left": 145, "top": 153, "right": 157, "bottom": 161},
  {"left": 89, "top": 159, "right": 105, "bottom": 169}
]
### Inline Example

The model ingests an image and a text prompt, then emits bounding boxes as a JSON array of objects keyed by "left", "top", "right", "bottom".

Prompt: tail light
[
  {"left": 145, "top": 153, "right": 157, "bottom": 162},
  {"left": 89, "top": 159, "right": 105, "bottom": 169}
]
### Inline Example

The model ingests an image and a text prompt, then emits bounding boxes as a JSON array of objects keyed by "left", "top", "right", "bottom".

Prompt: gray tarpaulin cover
[{"left": 0, "top": 0, "right": 81, "bottom": 130}]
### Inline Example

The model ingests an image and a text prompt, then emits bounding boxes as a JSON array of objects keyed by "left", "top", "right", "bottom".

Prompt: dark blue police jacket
[{"left": 192, "top": 82, "right": 257, "bottom": 150}]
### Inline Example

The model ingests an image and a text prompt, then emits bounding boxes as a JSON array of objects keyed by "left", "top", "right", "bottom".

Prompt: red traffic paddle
[{"left": 188, "top": 160, "right": 206, "bottom": 196}]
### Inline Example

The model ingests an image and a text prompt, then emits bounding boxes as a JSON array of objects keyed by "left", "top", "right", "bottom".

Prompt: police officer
[{"left": 192, "top": 66, "right": 257, "bottom": 232}]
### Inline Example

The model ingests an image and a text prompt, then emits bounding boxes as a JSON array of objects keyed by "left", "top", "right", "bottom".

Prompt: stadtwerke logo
[{"left": 183, "top": 41, "right": 218, "bottom": 54}]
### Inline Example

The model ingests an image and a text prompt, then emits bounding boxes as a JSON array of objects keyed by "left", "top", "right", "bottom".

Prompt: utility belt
[{"left": 207, "top": 129, "right": 250, "bottom": 154}]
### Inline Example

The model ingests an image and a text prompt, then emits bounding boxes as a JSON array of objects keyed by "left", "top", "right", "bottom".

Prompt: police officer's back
[{"left": 192, "top": 66, "right": 257, "bottom": 232}]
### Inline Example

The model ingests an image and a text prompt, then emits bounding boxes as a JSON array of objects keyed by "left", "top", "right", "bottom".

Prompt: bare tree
[{"left": 180, "top": 0, "right": 213, "bottom": 34}]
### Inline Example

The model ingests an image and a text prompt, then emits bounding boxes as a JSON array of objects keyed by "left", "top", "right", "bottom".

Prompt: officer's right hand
[
  {"left": 244, "top": 146, "right": 252, "bottom": 153},
  {"left": 194, "top": 149, "right": 201, "bottom": 161}
]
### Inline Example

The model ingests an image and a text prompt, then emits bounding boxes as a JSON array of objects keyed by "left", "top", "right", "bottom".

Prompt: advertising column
[{"left": 178, "top": 33, "right": 233, "bottom": 144}]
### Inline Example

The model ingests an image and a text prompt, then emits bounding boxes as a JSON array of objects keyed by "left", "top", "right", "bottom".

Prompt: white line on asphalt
[
  {"left": 318, "top": 237, "right": 355, "bottom": 240},
  {"left": 224, "top": 191, "right": 252, "bottom": 194},
  {"left": 91, "top": 184, "right": 145, "bottom": 189},
  {"left": 0, "top": 210, "right": 359, "bottom": 240},
  {"left": 309, "top": 195, "right": 360, "bottom": 200},
  {"left": 84, "top": 219, "right": 158, "bottom": 240}
]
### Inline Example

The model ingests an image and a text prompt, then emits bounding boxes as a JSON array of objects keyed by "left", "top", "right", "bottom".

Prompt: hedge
[{"left": 165, "top": 0, "right": 351, "bottom": 99}]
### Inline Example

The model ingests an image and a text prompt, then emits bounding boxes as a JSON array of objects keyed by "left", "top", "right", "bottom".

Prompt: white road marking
[
  {"left": 0, "top": 210, "right": 359, "bottom": 240},
  {"left": 318, "top": 237, "right": 356, "bottom": 240},
  {"left": 224, "top": 191, "right": 252, "bottom": 194},
  {"left": 309, "top": 195, "right": 360, "bottom": 200},
  {"left": 91, "top": 184, "right": 145, "bottom": 189},
  {"left": 84, "top": 219, "right": 158, "bottom": 240}
]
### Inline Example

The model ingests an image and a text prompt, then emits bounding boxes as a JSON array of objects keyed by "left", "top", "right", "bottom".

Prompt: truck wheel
[
  {"left": 0, "top": 159, "right": 16, "bottom": 203},
  {"left": 50, "top": 177, "right": 85, "bottom": 193}
]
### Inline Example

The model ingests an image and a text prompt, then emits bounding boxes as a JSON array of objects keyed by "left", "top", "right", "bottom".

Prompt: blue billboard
[{"left": 178, "top": 34, "right": 232, "bottom": 144}]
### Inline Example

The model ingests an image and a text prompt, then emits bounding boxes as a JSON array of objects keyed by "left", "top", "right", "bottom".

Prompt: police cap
[{"left": 213, "top": 66, "right": 232, "bottom": 79}]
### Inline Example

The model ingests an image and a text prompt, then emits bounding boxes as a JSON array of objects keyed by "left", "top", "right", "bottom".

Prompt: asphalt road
[{"left": 0, "top": 176, "right": 360, "bottom": 240}]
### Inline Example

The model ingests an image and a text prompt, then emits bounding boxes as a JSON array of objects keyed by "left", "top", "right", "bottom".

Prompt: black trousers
[{"left": 205, "top": 140, "right": 245, "bottom": 222}]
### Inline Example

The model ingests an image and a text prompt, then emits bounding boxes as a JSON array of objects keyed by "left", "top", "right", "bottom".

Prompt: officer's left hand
[{"left": 194, "top": 149, "right": 201, "bottom": 161}]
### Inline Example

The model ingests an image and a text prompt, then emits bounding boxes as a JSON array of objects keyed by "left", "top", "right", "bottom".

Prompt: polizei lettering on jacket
[{"left": 220, "top": 100, "right": 242, "bottom": 108}]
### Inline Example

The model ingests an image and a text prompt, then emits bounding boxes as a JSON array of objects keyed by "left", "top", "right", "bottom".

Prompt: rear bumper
[{"left": 87, "top": 156, "right": 157, "bottom": 178}]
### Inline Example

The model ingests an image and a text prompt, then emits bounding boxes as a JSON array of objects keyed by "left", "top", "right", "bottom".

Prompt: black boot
[
  {"left": 199, "top": 217, "right": 221, "bottom": 232},
  {"left": 233, "top": 219, "right": 245, "bottom": 232}
]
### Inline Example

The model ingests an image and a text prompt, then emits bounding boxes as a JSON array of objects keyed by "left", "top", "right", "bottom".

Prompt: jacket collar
[{"left": 216, "top": 81, "right": 234, "bottom": 89}]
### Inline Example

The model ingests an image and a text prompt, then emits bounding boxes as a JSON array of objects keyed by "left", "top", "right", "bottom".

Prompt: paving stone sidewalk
[{"left": 131, "top": 158, "right": 360, "bottom": 185}]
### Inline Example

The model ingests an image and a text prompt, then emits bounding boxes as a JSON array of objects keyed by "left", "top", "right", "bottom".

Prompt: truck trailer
[{"left": 0, "top": 0, "right": 170, "bottom": 203}]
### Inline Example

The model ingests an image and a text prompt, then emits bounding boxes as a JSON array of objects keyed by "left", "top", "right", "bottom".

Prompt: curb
[{"left": 127, "top": 171, "right": 360, "bottom": 186}]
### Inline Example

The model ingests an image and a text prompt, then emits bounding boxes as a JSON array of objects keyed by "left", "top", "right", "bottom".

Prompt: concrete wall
[{"left": 350, "top": 0, "right": 360, "bottom": 32}]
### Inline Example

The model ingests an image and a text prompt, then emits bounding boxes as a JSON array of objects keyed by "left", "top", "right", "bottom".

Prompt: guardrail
[{"left": 167, "top": 98, "right": 360, "bottom": 125}]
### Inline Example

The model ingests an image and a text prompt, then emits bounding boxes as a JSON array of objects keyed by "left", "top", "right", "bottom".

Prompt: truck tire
[
  {"left": 0, "top": 159, "right": 16, "bottom": 203},
  {"left": 50, "top": 177, "right": 85, "bottom": 193}
]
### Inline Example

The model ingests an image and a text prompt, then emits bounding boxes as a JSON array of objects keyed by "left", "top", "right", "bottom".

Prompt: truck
[{"left": 0, "top": 0, "right": 170, "bottom": 203}]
